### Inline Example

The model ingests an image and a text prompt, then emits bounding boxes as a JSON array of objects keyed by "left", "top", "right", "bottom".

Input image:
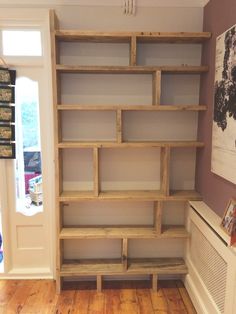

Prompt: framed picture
[
  {"left": 0, "top": 124, "right": 15, "bottom": 141},
  {"left": 221, "top": 199, "right": 236, "bottom": 245},
  {"left": 211, "top": 24, "right": 236, "bottom": 184},
  {"left": 0, "top": 68, "right": 16, "bottom": 85},
  {"left": 0, "top": 86, "right": 15, "bottom": 103},
  {"left": 0, "top": 143, "right": 15, "bottom": 159},
  {"left": 0, "top": 106, "right": 15, "bottom": 123}
]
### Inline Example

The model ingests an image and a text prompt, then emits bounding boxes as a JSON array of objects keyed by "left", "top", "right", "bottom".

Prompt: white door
[{"left": 0, "top": 10, "right": 54, "bottom": 278}]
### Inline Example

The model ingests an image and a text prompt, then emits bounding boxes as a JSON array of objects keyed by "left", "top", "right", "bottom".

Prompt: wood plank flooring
[{"left": 0, "top": 279, "right": 196, "bottom": 313}]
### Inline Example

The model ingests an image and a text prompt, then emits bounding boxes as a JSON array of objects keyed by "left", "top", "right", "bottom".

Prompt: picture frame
[
  {"left": 0, "top": 143, "right": 15, "bottom": 159},
  {"left": 0, "top": 67, "right": 16, "bottom": 85},
  {"left": 0, "top": 124, "right": 15, "bottom": 141},
  {"left": 220, "top": 199, "right": 236, "bottom": 245},
  {"left": 0, "top": 86, "right": 15, "bottom": 103},
  {"left": 0, "top": 106, "right": 15, "bottom": 123}
]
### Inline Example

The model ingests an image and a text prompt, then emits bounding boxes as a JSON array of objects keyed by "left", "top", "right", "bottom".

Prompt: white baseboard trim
[{"left": 0, "top": 267, "right": 53, "bottom": 279}]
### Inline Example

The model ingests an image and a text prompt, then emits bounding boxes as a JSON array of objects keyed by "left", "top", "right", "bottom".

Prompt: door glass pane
[{"left": 15, "top": 77, "right": 43, "bottom": 216}]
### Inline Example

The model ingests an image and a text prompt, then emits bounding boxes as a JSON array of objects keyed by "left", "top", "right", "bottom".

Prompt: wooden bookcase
[{"left": 50, "top": 11, "right": 211, "bottom": 293}]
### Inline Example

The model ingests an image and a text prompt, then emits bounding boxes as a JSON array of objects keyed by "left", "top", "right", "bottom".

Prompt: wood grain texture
[
  {"left": 60, "top": 257, "right": 187, "bottom": 277},
  {"left": 57, "top": 104, "right": 207, "bottom": 111},
  {"left": 116, "top": 110, "right": 122, "bottom": 143},
  {"left": 59, "top": 189, "right": 202, "bottom": 202},
  {"left": 58, "top": 140, "right": 204, "bottom": 148},
  {"left": 93, "top": 147, "right": 99, "bottom": 197},
  {"left": 160, "top": 147, "right": 170, "bottom": 196},
  {"left": 59, "top": 225, "right": 189, "bottom": 239},
  {"left": 56, "top": 64, "right": 208, "bottom": 74},
  {"left": 130, "top": 36, "right": 137, "bottom": 66},
  {"left": 154, "top": 201, "right": 162, "bottom": 234},
  {"left": 55, "top": 30, "right": 211, "bottom": 43},
  {"left": 152, "top": 71, "right": 161, "bottom": 105},
  {"left": 0, "top": 279, "right": 195, "bottom": 313}
]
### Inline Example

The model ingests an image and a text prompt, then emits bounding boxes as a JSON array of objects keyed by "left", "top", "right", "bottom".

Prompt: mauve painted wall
[{"left": 196, "top": 0, "right": 236, "bottom": 216}]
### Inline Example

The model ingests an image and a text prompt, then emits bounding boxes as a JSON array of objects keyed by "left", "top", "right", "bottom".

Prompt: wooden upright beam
[
  {"left": 93, "top": 147, "right": 99, "bottom": 196},
  {"left": 152, "top": 274, "right": 158, "bottom": 292},
  {"left": 154, "top": 201, "right": 163, "bottom": 234},
  {"left": 152, "top": 71, "right": 161, "bottom": 105},
  {"left": 116, "top": 110, "right": 122, "bottom": 143},
  {"left": 122, "top": 238, "right": 128, "bottom": 271},
  {"left": 97, "top": 275, "right": 102, "bottom": 292},
  {"left": 160, "top": 147, "right": 170, "bottom": 196},
  {"left": 130, "top": 36, "right": 137, "bottom": 66}
]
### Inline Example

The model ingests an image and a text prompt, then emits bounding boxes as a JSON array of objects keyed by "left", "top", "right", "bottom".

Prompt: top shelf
[{"left": 55, "top": 30, "right": 211, "bottom": 44}]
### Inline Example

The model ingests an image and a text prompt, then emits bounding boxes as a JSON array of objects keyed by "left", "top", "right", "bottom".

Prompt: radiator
[{"left": 185, "top": 201, "right": 236, "bottom": 314}]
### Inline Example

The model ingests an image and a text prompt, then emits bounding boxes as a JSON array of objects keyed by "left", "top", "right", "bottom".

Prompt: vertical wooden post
[
  {"left": 154, "top": 201, "right": 162, "bottom": 234},
  {"left": 152, "top": 70, "right": 161, "bottom": 106},
  {"left": 130, "top": 36, "right": 137, "bottom": 66},
  {"left": 116, "top": 110, "right": 122, "bottom": 143},
  {"left": 50, "top": 10, "right": 63, "bottom": 294},
  {"left": 93, "top": 147, "right": 99, "bottom": 196},
  {"left": 122, "top": 238, "right": 128, "bottom": 271},
  {"left": 152, "top": 274, "right": 158, "bottom": 292},
  {"left": 160, "top": 146, "right": 170, "bottom": 196},
  {"left": 97, "top": 275, "right": 102, "bottom": 292}
]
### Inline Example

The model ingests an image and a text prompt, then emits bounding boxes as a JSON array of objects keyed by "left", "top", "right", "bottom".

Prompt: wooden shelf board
[
  {"left": 60, "top": 259, "right": 123, "bottom": 276},
  {"left": 58, "top": 141, "right": 204, "bottom": 149},
  {"left": 56, "top": 64, "right": 208, "bottom": 74},
  {"left": 59, "top": 190, "right": 201, "bottom": 201},
  {"left": 55, "top": 30, "right": 211, "bottom": 43},
  {"left": 59, "top": 225, "right": 189, "bottom": 239},
  {"left": 127, "top": 258, "right": 188, "bottom": 274},
  {"left": 136, "top": 33, "right": 211, "bottom": 43},
  {"left": 57, "top": 104, "right": 207, "bottom": 111},
  {"left": 60, "top": 257, "right": 187, "bottom": 276}
]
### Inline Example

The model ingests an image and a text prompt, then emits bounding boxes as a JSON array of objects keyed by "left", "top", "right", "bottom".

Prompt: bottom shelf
[{"left": 60, "top": 257, "right": 187, "bottom": 277}]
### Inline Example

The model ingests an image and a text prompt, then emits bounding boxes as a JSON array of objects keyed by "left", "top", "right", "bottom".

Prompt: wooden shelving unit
[{"left": 50, "top": 11, "right": 210, "bottom": 293}]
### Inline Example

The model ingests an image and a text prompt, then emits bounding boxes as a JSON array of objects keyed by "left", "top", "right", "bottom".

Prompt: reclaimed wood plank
[
  {"left": 137, "top": 288, "right": 155, "bottom": 314},
  {"left": 162, "top": 280, "right": 187, "bottom": 313},
  {"left": 130, "top": 36, "right": 137, "bottom": 66},
  {"left": 176, "top": 281, "right": 197, "bottom": 314},
  {"left": 56, "top": 64, "right": 208, "bottom": 74},
  {"left": 55, "top": 30, "right": 211, "bottom": 43},
  {"left": 57, "top": 104, "right": 207, "bottom": 111}
]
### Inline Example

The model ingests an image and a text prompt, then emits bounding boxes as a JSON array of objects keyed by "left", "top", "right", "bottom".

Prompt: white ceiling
[{"left": 0, "top": 0, "right": 210, "bottom": 7}]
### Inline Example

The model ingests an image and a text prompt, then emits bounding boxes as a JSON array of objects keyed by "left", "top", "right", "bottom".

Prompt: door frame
[{"left": 0, "top": 8, "right": 55, "bottom": 278}]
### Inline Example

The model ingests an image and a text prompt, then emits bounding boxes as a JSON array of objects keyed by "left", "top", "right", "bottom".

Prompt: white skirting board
[{"left": 185, "top": 201, "right": 236, "bottom": 314}]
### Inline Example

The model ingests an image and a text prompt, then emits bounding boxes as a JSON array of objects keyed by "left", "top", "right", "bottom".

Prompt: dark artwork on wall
[
  {"left": 0, "top": 143, "right": 15, "bottom": 159},
  {"left": 0, "top": 106, "right": 15, "bottom": 123},
  {"left": 0, "top": 124, "right": 15, "bottom": 141},
  {"left": 0, "top": 86, "right": 15, "bottom": 103},
  {"left": 212, "top": 25, "right": 236, "bottom": 184},
  {"left": 0, "top": 68, "right": 16, "bottom": 85},
  {"left": 0, "top": 65, "right": 16, "bottom": 159}
]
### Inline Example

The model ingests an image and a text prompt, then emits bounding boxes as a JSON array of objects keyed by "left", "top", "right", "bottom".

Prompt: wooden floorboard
[{"left": 0, "top": 279, "right": 196, "bottom": 313}]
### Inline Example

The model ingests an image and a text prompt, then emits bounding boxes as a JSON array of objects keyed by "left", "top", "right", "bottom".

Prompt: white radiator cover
[{"left": 185, "top": 201, "right": 236, "bottom": 314}]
